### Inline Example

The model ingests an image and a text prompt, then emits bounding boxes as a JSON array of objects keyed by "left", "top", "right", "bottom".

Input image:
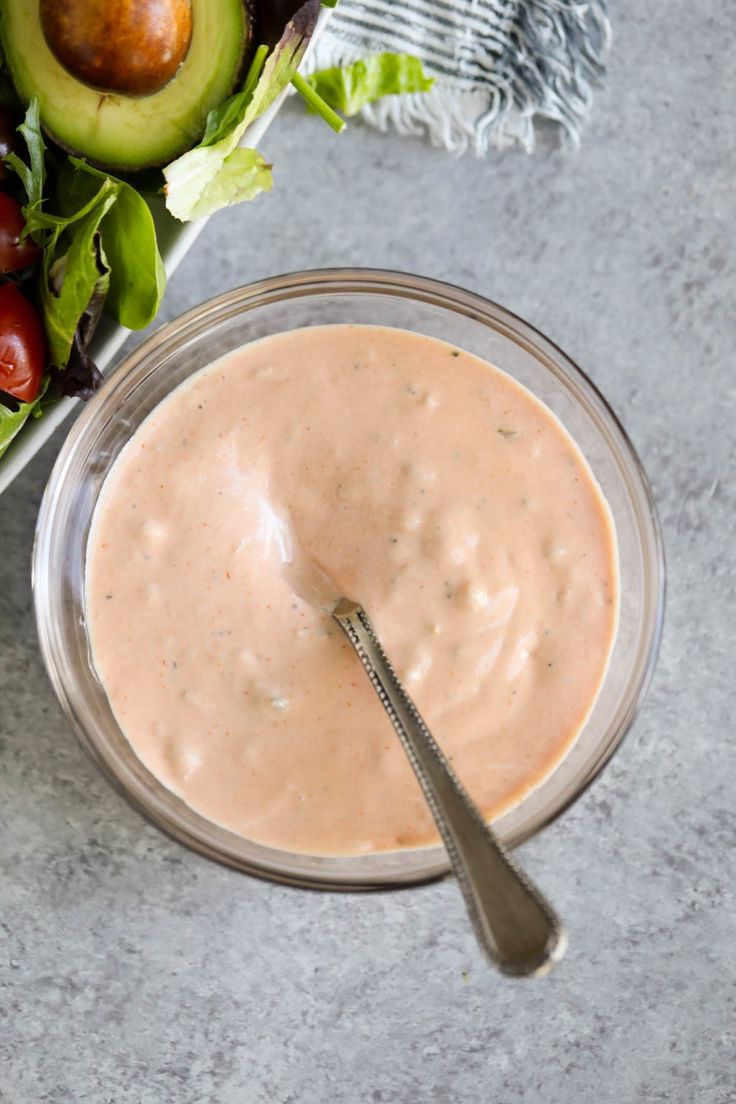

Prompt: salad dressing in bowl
[
  {"left": 85, "top": 324, "right": 619, "bottom": 856},
  {"left": 33, "top": 271, "right": 663, "bottom": 886}
]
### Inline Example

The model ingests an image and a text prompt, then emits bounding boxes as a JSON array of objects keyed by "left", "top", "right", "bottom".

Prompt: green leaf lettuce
[
  {"left": 39, "top": 182, "right": 115, "bottom": 368},
  {"left": 164, "top": 0, "right": 321, "bottom": 222},
  {"left": 306, "top": 53, "right": 434, "bottom": 117},
  {"left": 0, "top": 377, "right": 48, "bottom": 461},
  {"left": 3, "top": 96, "right": 46, "bottom": 210},
  {"left": 61, "top": 159, "right": 166, "bottom": 330}
]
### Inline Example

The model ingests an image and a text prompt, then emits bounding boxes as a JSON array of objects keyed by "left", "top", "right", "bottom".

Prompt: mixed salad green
[{"left": 0, "top": 0, "right": 432, "bottom": 463}]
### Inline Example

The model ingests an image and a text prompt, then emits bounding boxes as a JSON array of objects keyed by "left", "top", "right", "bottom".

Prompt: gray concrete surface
[{"left": 1, "top": 4, "right": 735, "bottom": 1101}]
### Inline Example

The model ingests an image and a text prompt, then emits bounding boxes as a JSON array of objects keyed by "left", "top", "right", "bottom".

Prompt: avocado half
[{"left": 0, "top": 0, "right": 251, "bottom": 171}]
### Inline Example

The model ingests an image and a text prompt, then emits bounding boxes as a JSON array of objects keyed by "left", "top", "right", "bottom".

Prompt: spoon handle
[{"left": 332, "top": 598, "right": 566, "bottom": 977}]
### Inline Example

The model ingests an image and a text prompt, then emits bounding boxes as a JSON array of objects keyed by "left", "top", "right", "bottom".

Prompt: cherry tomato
[
  {"left": 0, "top": 106, "right": 20, "bottom": 184},
  {"left": 0, "top": 192, "right": 41, "bottom": 273},
  {"left": 0, "top": 283, "right": 47, "bottom": 403}
]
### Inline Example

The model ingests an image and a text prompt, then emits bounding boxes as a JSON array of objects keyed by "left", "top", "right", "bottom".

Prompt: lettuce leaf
[
  {"left": 306, "top": 53, "right": 434, "bottom": 117},
  {"left": 164, "top": 0, "right": 321, "bottom": 222},
  {"left": 26, "top": 175, "right": 117, "bottom": 368},
  {"left": 0, "top": 377, "right": 48, "bottom": 461},
  {"left": 61, "top": 159, "right": 166, "bottom": 330},
  {"left": 181, "top": 147, "right": 273, "bottom": 216},
  {"left": 16, "top": 149, "right": 164, "bottom": 395},
  {"left": 200, "top": 45, "right": 269, "bottom": 147},
  {"left": 3, "top": 97, "right": 45, "bottom": 211},
  {"left": 40, "top": 186, "right": 115, "bottom": 368}
]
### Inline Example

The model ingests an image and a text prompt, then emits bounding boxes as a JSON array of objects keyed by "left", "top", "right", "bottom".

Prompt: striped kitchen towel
[{"left": 308, "top": 0, "right": 611, "bottom": 153}]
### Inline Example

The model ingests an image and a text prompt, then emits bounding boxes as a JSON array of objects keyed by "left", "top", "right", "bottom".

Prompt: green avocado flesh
[{"left": 0, "top": 0, "right": 249, "bottom": 171}]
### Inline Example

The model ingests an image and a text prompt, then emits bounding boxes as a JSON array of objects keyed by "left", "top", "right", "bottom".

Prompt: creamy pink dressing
[{"left": 87, "top": 325, "right": 618, "bottom": 855}]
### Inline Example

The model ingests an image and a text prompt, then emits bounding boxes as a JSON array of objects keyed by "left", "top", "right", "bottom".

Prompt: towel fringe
[{"left": 305, "top": 0, "right": 611, "bottom": 155}]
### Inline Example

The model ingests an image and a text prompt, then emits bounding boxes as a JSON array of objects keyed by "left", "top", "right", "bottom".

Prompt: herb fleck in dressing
[{"left": 86, "top": 325, "right": 619, "bottom": 856}]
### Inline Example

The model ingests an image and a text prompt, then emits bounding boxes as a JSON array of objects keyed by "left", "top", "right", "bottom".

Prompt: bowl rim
[{"left": 33, "top": 266, "right": 666, "bottom": 890}]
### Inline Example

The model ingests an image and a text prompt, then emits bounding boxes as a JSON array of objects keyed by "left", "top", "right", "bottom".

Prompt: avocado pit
[{"left": 40, "top": 0, "right": 193, "bottom": 97}]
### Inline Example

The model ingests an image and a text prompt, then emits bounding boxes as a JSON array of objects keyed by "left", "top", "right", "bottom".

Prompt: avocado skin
[{"left": 0, "top": 0, "right": 256, "bottom": 172}]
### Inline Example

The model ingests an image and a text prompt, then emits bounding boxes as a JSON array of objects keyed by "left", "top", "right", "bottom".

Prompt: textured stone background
[{"left": 1, "top": 4, "right": 735, "bottom": 1101}]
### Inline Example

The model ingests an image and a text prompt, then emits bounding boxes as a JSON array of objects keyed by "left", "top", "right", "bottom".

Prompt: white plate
[{"left": 0, "top": 7, "right": 331, "bottom": 496}]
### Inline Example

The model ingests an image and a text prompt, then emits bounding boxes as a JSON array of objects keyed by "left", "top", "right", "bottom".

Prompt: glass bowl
[{"left": 33, "top": 269, "right": 665, "bottom": 890}]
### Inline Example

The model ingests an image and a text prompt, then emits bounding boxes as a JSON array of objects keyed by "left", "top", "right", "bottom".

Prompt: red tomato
[
  {"left": 0, "top": 283, "right": 47, "bottom": 403},
  {"left": 0, "top": 192, "right": 42, "bottom": 273}
]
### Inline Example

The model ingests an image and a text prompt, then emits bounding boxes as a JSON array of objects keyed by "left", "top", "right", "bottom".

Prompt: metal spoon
[
  {"left": 268, "top": 505, "right": 567, "bottom": 975},
  {"left": 331, "top": 597, "right": 566, "bottom": 978}
]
